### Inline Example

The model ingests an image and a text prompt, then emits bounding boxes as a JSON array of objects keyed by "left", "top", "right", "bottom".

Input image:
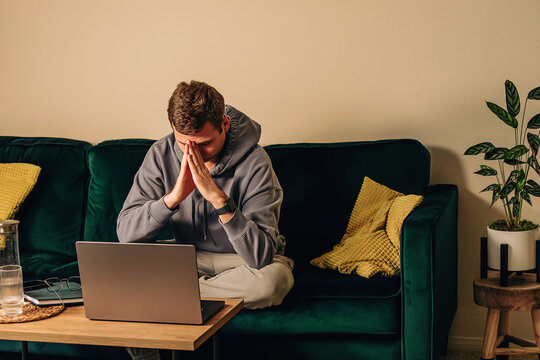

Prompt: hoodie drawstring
[
  {"left": 191, "top": 196, "right": 196, "bottom": 230},
  {"left": 191, "top": 194, "right": 210, "bottom": 241},
  {"left": 203, "top": 199, "right": 209, "bottom": 241}
]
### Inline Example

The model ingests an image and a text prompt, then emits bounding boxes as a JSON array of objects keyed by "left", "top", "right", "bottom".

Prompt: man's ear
[{"left": 222, "top": 115, "right": 231, "bottom": 133}]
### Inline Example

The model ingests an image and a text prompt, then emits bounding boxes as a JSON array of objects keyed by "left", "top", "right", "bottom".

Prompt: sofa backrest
[
  {"left": 86, "top": 138, "right": 430, "bottom": 272},
  {"left": 0, "top": 137, "right": 91, "bottom": 257},
  {"left": 1, "top": 136, "right": 430, "bottom": 271},
  {"left": 265, "top": 140, "right": 430, "bottom": 271},
  {"left": 83, "top": 139, "right": 176, "bottom": 243},
  {"left": 84, "top": 139, "right": 156, "bottom": 242}
]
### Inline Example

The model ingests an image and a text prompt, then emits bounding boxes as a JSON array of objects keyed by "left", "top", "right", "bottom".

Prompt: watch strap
[{"left": 215, "top": 198, "right": 237, "bottom": 215}]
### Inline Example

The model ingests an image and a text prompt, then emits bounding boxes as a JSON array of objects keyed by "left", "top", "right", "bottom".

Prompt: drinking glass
[{"left": 0, "top": 265, "right": 24, "bottom": 316}]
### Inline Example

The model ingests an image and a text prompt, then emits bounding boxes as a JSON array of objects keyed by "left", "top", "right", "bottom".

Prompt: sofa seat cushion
[
  {"left": 20, "top": 253, "right": 78, "bottom": 281},
  {"left": 222, "top": 268, "right": 401, "bottom": 336}
]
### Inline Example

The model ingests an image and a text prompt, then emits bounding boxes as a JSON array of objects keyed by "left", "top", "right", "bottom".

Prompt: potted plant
[{"left": 465, "top": 80, "right": 540, "bottom": 271}]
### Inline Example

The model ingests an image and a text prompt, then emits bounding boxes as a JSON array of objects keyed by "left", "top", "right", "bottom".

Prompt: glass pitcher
[{"left": 0, "top": 220, "right": 20, "bottom": 266}]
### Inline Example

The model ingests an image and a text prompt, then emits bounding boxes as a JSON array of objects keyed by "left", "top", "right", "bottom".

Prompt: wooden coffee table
[{"left": 0, "top": 298, "right": 243, "bottom": 359}]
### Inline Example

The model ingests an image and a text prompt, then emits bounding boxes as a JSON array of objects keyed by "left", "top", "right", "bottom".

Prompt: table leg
[
  {"left": 496, "top": 311, "right": 509, "bottom": 360},
  {"left": 531, "top": 309, "right": 540, "bottom": 359},
  {"left": 172, "top": 350, "right": 179, "bottom": 360},
  {"left": 21, "top": 341, "right": 28, "bottom": 360},
  {"left": 482, "top": 309, "right": 500, "bottom": 360},
  {"left": 212, "top": 336, "right": 216, "bottom": 360}
]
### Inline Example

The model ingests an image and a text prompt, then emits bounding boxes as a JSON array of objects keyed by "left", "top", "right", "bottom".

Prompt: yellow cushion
[
  {"left": 310, "top": 177, "right": 423, "bottom": 278},
  {"left": 0, "top": 163, "right": 41, "bottom": 220}
]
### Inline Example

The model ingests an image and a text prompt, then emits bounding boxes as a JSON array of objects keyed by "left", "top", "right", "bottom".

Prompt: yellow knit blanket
[{"left": 310, "top": 177, "right": 423, "bottom": 278}]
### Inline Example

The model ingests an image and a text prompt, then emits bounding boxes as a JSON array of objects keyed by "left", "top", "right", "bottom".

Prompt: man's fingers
[
  {"left": 187, "top": 152, "right": 200, "bottom": 176},
  {"left": 189, "top": 141, "right": 205, "bottom": 165},
  {"left": 186, "top": 141, "right": 210, "bottom": 181},
  {"left": 179, "top": 147, "right": 192, "bottom": 179}
]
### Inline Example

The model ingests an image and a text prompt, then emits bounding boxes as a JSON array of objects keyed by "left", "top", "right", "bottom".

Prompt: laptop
[{"left": 75, "top": 241, "right": 224, "bottom": 324}]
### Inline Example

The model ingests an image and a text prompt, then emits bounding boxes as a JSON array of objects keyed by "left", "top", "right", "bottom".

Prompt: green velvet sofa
[{"left": 0, "top": 136, "right": 458, "bottom": 360}]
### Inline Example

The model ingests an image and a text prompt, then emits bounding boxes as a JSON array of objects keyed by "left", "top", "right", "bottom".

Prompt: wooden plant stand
[
  {"left": 480, "top": 237, "right": 540, "bottom": 287},
  {"left": 474, "top": 272, "right": 540, "bottom": 359}
]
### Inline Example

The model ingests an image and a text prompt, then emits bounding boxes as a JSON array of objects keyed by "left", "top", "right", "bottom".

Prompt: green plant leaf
[
  {"left": 528, "top": 114, "right": 540, "bottom": 129},
  {"left": 508, "top": 196, "right": 518, "bottom": 205},
  {"left": 528, "top": 133, "right": 540, "bottom": 155},
  {"left": 481, "top": 184, "right": 500, "bottom": 192},
  {"left": 486, "top": 101, "right": 518, "bottom": 128},
  {"left": 517, "top": 169, "right": 526, "bottom": 191},
  {"left": 529, "top": 156, "right": 540, "bottom": 176},
  {"left": 525, "top": 185, "right": 540, "bottom": 197},
  {"left": 503, "top": 170, "right": 519, "bottom": 188},
  {"left": 464, "top": 142, "right": 495, "bottom": 155},
  {"left": 504, "top": 159, "right": 525, "bottom": 165},
  {"left": 485, "top": 147, "right": 508, "bottom": 160},
  {"left": 528, "top": 87, "right": 540, "bottom": 100},
  {"left": 522, "top": 191, "right": 532, "bottom": 206},
  {"left": 505, "top": 145, "right": 529, "bottom": 159},
  {"left": 499, "top": 182, "right": 516, "bottom": 198},
  {"left": 475, "top": 165, "right": 497, "bottom": 176},
  {"left": 507, "top": 169, "right": 521, "bottom": 180},
  {"left": 475, "top": 169, "right": 498, "bottom": 176},
  {"left": 505, "top": 80, "right": 520, "bottom": 117},
  {"left": 513, "top": 201, "right": 521, "bottom": 217},
  {"left": 491, "top": 191, "right": 500, "bottom": 207},
  {"left": 526, "top": 179, "right": 540, "bottom": 196}
]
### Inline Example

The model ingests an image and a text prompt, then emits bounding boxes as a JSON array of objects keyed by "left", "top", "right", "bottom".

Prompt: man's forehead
[
  {"left": 173, "top": 130, "right": 213, "bottom": 144},
  {"left": 172, "top": 117, "right": 224, "bottom": 143}
]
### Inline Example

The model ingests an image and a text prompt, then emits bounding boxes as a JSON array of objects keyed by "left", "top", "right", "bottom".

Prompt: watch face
[
  {"left": 216, "top": 198, "right": 236, "bottom": 215},
  {"left": 225, "top": 198, "right": 236, "bottom": 211}
]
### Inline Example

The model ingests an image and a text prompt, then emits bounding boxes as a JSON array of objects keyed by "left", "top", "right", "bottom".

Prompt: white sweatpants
[
  {"left": 127, "top": 251, "right": 294, "bottom": 360},
  {"left": 197, "top": 251, "right": 294, "bottom": 309}
]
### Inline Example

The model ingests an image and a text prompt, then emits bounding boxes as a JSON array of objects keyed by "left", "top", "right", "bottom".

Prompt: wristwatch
[{"left": 215, "top": 197, "right": 237, "bottom": 215}]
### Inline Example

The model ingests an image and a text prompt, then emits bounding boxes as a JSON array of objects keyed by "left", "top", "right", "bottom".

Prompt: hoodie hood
[{"left": 210, "top": 105, "right": 261, "bottom": 176}]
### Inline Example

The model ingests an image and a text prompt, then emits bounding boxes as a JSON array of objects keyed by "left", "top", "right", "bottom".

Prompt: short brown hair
[{"left": 167, "top": 80, "right": 225, "bottom": 135}]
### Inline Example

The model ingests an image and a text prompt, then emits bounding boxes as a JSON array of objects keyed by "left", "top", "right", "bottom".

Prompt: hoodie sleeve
[
  {"left": 117, "top": 146, "right": 177, "bottom": 243},
  {"left": 219, "top": 154, "right": 283, "bottom": 269}
]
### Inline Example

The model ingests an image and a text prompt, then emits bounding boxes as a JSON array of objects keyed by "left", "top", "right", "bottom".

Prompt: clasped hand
[{"left": 164, "top": 140, "right": 227, "bottom": 210}]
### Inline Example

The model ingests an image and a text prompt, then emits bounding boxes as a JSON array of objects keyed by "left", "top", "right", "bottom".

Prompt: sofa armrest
[{"left": 401, "top": 184, "right": 458, "bottom": 360}]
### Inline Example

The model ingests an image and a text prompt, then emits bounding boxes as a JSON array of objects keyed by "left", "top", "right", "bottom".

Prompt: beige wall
[{"left": 2, "top": 0, "right": 540, "bottom": 348}]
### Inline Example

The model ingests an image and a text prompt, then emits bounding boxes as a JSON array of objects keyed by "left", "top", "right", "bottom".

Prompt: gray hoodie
[{"left": 117, "top": 105, "right": 285, "bottom": 269}]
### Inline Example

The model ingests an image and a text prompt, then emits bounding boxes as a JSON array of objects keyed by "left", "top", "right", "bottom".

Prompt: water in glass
[{"left": 0, "top": 265, "right": 23, "bottom": 316}]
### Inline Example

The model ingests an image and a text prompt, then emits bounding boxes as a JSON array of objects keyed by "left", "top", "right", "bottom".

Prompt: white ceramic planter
[{"left": 487, "top": 226, "right": 538, "bottom": 271}]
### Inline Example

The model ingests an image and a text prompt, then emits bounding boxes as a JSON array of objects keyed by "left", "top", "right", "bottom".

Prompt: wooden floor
[{"left": 443, "top": 351, "right": 538, "bottom": 359}]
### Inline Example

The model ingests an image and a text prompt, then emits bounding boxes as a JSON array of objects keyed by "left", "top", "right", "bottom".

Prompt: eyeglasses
[
  {"left": 23, "top": 276, "right": 81, "bottom": 292},
  {"left": 44, "top": 276, "right": 81, "bottom": 292}
]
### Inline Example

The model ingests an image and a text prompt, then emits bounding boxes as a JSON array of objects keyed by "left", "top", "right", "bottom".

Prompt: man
[{"left": 117, "top": 80, "right": 294, "bottom": 360}]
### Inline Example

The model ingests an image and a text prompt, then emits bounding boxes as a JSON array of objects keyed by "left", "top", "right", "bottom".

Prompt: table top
[
  {"left": 474, "top": 272, "right": 540, "bottom": 310},
  {"left": 0, "top": 298, "right": 243, "bottom": 351}
]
